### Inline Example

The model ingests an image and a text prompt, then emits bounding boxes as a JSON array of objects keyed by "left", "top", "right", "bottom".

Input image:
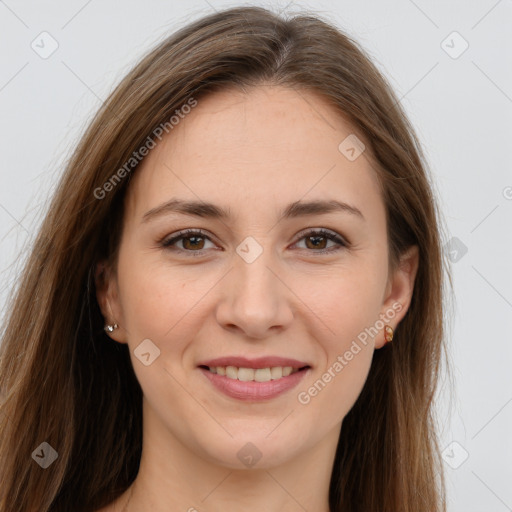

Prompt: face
[{"left": 97, "top": 85, "right": 418, "bottom": 470}]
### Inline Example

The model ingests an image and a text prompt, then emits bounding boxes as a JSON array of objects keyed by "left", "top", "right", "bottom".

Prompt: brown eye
[
  {"left": 294, "top": 228, "right": 347, "bottom": 254},
  {"left": 304, "top": 234, "right": 328, "bottom": 250},
  {"left": 182, "top": 235, "right": 206, "bottom": 250},
  {"left": 161, "top": 228, "right": 347, "bottom": 257},
  {"left": 161, "top": 229, "right": 215, "bottom": 255}
]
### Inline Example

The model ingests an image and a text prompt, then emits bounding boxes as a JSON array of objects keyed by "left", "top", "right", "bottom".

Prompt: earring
[
  {"left": 104, "top": 323, "right": 118, "bottom": 333},
  {"left": 384, "top": 325, "right": 394, "bottom": 343}
]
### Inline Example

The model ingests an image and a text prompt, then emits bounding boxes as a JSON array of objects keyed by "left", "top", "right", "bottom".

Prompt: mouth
[
  {"left": 198, "top": 364, "right": 310, "bottom": 382},
  {"left": 197, "top": 358, "right": 311, "bottom": 401}
]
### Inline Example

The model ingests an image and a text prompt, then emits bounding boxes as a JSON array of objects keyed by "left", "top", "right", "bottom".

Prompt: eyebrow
[{"left": 142, "top": 198, "right": 365, "bottom": 223}]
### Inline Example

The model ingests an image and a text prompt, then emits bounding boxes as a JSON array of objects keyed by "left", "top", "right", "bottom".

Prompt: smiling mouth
[{"left": 199, "top": 365, "right": 310, "bottom": 382}]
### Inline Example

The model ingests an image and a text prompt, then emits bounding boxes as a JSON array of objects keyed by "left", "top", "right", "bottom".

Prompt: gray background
[{"left": 1, "top": 1, "right": 511, "bottom": 510}]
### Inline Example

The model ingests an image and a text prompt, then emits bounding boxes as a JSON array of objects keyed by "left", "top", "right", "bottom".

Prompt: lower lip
[{"left": 199, "top": 367, "right": 310, "bottom": 401}]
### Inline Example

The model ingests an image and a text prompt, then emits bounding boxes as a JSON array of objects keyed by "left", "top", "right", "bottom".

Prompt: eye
[
  {"left": 160, "top": 229, "right": 216, "bottom": 257},
  {"left": 160, "top": 227, "right": 348, "bottom": 257},
  {"left": 292, "top": 228, "right": 348, "bottom": 254}
]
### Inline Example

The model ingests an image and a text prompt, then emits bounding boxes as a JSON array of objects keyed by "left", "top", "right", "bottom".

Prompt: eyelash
[{"left": 160, "top": 228, "right": 348, "bottom": 257}]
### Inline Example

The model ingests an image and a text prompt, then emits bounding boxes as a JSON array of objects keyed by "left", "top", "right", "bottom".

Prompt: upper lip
[{"left": 198, "top": 356, "right": 311, "bottom": 370}]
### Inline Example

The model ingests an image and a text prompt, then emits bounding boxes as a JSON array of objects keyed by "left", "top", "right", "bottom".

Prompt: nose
[{"left": 215, "top": 248, "right": 294, "bottom": 340}]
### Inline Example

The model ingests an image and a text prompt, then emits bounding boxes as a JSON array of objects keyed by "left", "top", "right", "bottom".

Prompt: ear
[
  {"left": 375, "top": 245, "right": 419, "bottom": 349},
  {"left": 94, "top": 260, "right": 127, "bottom": 344}
]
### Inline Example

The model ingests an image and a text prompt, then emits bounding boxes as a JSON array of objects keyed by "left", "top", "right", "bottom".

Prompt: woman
[{"left": 0, "top": 6, "right": 451, "bottom": 512}]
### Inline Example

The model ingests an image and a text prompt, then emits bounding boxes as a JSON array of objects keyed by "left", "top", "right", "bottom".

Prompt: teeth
[
  {"left": 238, "top": 367, "right": 255, "bottom": 381},
  {"left": 226, "top": 366, "right": 238, "bottom": 379},
  {"left": 208, "top": 365, "right": 300, "bottom": 382},
  {"left": 270, "top": 367, "right": 282, "bottom": 379},
  {"left": 254, "top": 368, "right": 271, "bottom": 382}
]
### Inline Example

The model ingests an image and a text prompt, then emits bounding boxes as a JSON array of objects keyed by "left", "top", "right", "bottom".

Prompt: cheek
[
  {"left": 293, "top": 261, "right": 385, "bottom": 418},
  {"left": 299, "top": 257, "right": 387, "bottom": 345},
  {"left": 296, "top": 287, "right": 378, "bottom": 427},
  {"left": 116, "top": 247, "right": 219, "bottom": 345},
  {"left": 117, "top": 264, "right": 168, "bottom": 337},
  {"left": 303, "top": 344, "right": 373, "bottom": 428}
]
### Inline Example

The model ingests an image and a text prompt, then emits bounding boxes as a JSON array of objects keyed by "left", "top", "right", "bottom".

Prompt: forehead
[{"left": 125, "top": 85, "right": 383, "bottom": 223}]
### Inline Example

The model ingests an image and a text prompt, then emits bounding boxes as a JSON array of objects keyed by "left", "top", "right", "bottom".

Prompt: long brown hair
[{"left": 0, "top": 6, "right": 452, "bottom": 511}]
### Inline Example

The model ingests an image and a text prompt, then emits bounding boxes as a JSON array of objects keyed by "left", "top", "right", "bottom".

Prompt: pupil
[
  {"left": 185, "top": 236, "right": 203, "bottom": 249},
  {"left": 307, "top": 236, "right": 326, "bottom": 249}
]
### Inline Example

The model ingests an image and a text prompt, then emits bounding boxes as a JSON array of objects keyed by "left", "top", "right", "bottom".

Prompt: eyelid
[
  {"left": 160, "top": 228, "right": 217, "bottom": 251},
  {"left": 293, "top": 227, "right": 348, "bottom": 246},
  {"left": 160, "top": 227, "right": 348, "bottom": 255}
]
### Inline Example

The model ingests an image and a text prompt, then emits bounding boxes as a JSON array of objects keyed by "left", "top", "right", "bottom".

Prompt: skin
[{"left": 96, "top": 85, "right": 418, "bottom": 512}]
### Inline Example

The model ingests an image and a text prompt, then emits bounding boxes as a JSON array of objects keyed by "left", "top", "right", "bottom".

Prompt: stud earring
[
  {"left": 104, "top": 323, "right": 118, "bottom": 333},
  {"left": 384, "top": 325, "right": 394, "bottom": 343}
]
